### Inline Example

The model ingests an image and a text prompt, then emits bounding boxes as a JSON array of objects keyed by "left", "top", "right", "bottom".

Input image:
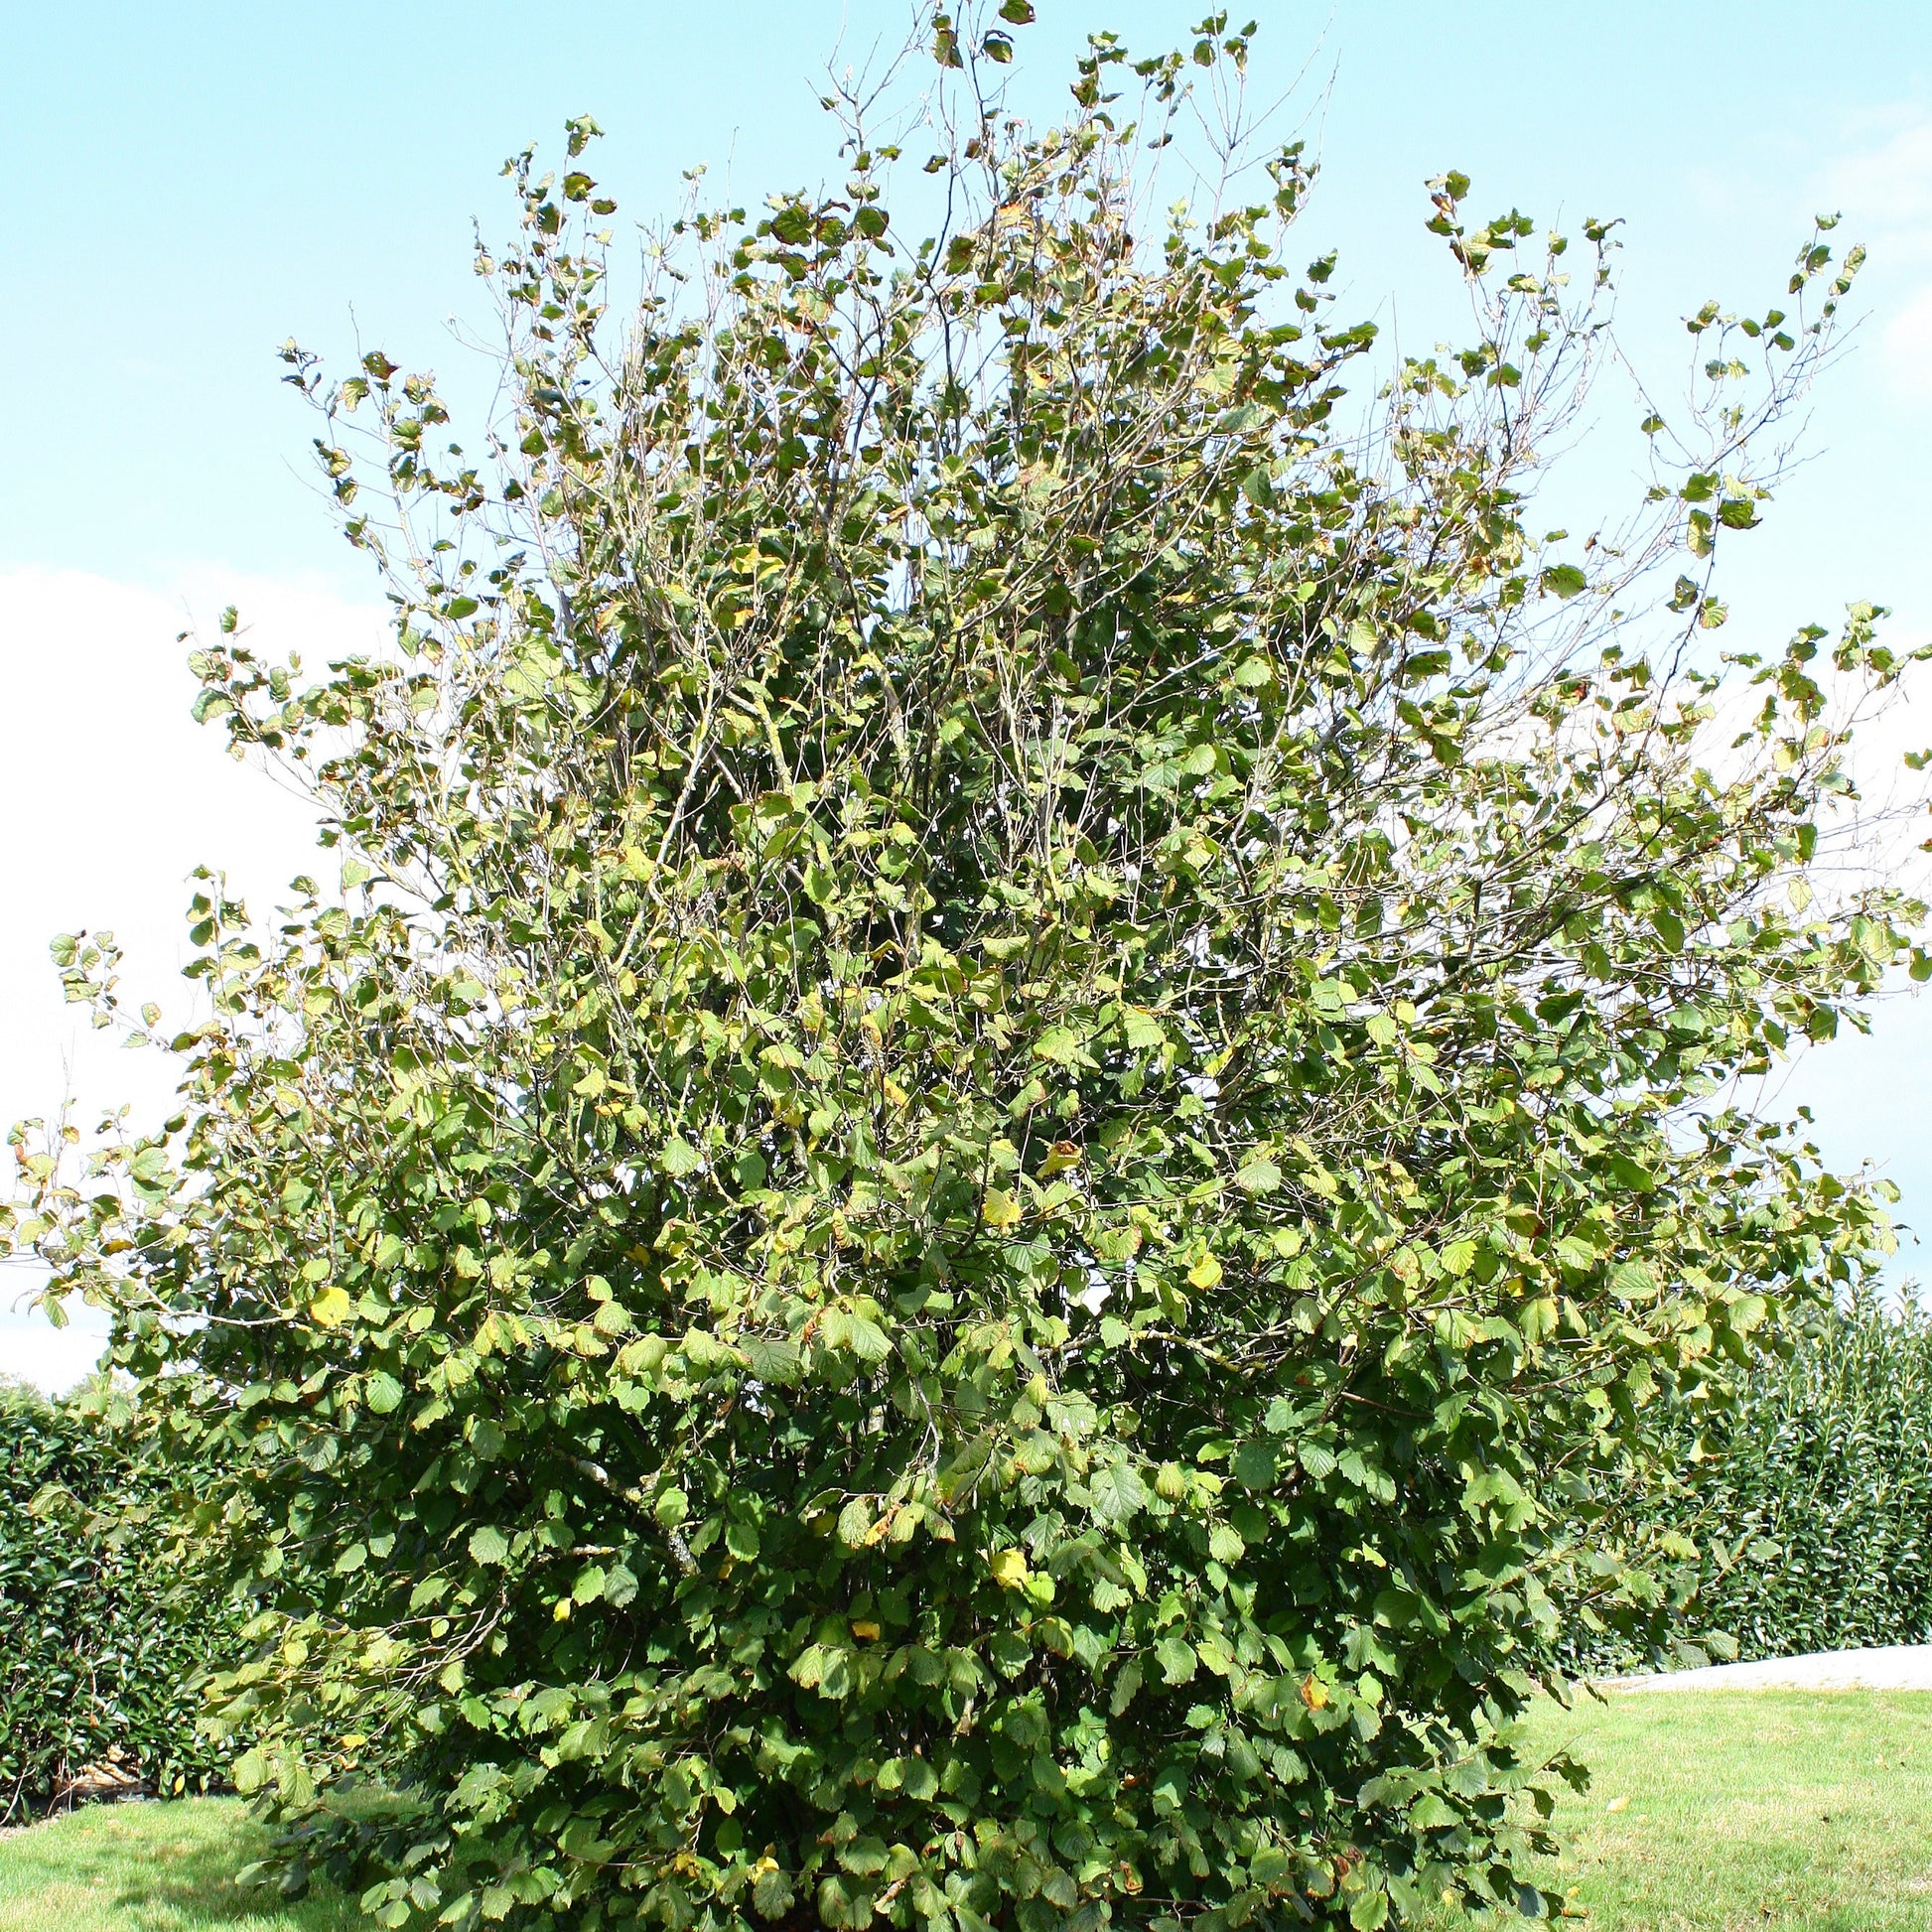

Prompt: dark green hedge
[
  {"left": 1562, "top": 1294, "right": 1932, "bottom": 1672},
  {"left": 0, "top": 1377, "right": 240, "bottom": 1821},
  {"left": 1682, "top": 1295, "right": 1932, "bottom": 1659}
]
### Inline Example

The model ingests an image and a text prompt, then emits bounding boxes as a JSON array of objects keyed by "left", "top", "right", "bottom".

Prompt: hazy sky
[{"left": 5, "top": 1, "right": 1930, "bottom": 1388}]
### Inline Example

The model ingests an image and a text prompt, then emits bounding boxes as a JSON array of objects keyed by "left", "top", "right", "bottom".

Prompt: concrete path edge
[{"left": 1600, "top": 1643, "right": 1932, "bottom": 1693}]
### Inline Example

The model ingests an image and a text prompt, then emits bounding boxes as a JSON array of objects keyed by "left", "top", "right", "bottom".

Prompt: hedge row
[
  {"left": 0, "top": 1377, "right": 240, "bottom": 1822},
  {"left": 1562, "top": 1293, "right": 1932, "bottom": 1672},
  {"left": 1676, "top": 1294, "right": 1932, "bottom": 1659}
]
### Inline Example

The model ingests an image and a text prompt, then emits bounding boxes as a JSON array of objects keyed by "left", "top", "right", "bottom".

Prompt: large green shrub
[
  {"left": 6, "top": 11, "right": 1925, "bottom": 1928},
  {"left": 0, "top": 1378, "right": 238, "bottom": 1821}
]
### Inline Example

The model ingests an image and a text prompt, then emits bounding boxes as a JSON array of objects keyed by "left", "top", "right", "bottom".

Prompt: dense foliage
[
  {"left": 6, "top": 10, "right": 1925, "bottom": 1928},
  {"left": 1622, "top": 1294, "right": 1932, "bottom": 1666},
  {"left": 0, "top": 1378, "right": 238, "bottom": 1822}
]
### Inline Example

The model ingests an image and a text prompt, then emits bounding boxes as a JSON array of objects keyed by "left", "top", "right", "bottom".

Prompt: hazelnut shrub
[{"left": 9, "top": 8, "right": 1924, "bottom": 1928}]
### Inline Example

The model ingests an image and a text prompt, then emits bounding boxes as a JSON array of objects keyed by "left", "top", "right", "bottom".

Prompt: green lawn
[
  {"left": 0, "top": 1799, "right": 357, "bottom": 1932},
  {"left": 3, "top": 1691, "right": 1929, "bottom": 1929},
  {"left": 1430, "top": 1689, "right": 1932, "bottom": 1929}
]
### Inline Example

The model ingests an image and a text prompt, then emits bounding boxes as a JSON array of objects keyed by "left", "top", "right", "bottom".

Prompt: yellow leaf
[
  {"left": 1187, "top": 1252, "right": 1223, "bottom": 1290},
  {"left": 1300, "top": 1675, "right": 1328, "bottom": 1711},
  {"left": 982, "top": 1186, "right": 1024, "bottom": 1229},
  {"left": 851, "top": 1619, "right": 882, "bottom": 1641},
  {"left": 309, "top": 1285, "right": 352, "bottom": 1327},
  {"left": 1040, "top": 1140, "right": 1082, "bottom": 1175},
  {"left": 989, "top": 1547, "right": 1031, "bottom": 1589}
]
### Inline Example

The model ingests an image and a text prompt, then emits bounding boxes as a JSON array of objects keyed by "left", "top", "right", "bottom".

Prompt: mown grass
[
  {"left": 0, "top": 1798, "right": 357, "bottom": 1932},
  {"left": 3, "top": 1691, "right": 1929, "bottom": 1929},
  {"left": 1430, "top": 1688, "right": 1932, "bottom": 1929}
]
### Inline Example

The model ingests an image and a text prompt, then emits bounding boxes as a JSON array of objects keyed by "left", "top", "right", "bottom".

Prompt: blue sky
[{"left": 4, "top": 1, "right": 1931, "bottom": 1384}]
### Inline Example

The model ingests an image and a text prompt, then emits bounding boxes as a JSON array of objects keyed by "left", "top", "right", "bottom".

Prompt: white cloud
[
  {"left": 0, "top": 564, "right": 386, "bottom": 1168},
  {"left": 1810, "top": 115, "right": 1932, "bottom": 410},
  {"left": 0, "top": 1297, "right": 113, "bottom": 1398},
  {"left": 1883, "top": 284, "right": 1932, "bottom": 403},
  {"left": 1817, "top": 117, "right": 1932, "bottom": 261}
]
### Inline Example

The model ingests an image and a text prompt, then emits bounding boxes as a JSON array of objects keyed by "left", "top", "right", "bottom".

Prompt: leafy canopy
[{"left": 6, "top": 9, "right": 1924, "bottom": 1930}]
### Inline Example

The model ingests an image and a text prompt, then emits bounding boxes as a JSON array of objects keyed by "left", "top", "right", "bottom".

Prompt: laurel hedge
[
  {"left": 1682, "top": 1296, "right": 1932, "bottom": 1659},
  {"left": 1557, "top": 1293, "right": 1932, "bottom": 1673},
  {"left": 0, "top": 1377, "right": 240, "bottom": 1822}
]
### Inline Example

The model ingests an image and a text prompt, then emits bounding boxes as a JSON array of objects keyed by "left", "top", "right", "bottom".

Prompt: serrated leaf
[
  {"left": 754, "top": 1867, "right": 795, "bottom": 1919},
  {"left": 660, "top": 1137, "right": 704, "bottom": 1177},
  {"left": 982, "top": 1186, "right": 1024, "bottom": 1229},
  {"left": 309, "top": 1286, "right": 352, "bottom": 1328},
  {"left": 1154, "top": 1635, "right": 1196, "bottom": 1684},
  {"left": 743, "top": 1334, "right": 802, "bottom": 1385},
  {"left": 469, "top": 1526, "right": 510, "bottom": 1567}
]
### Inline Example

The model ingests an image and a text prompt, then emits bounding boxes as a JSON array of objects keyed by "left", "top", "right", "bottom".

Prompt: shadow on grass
[{"left": 0, "top": 1798, "right": 362, "bottom": 1930}]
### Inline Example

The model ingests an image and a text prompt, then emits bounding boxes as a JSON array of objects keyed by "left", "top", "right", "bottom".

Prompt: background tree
[{"left": 6, "top": 8, "right": 1922, "bottom": 1928}]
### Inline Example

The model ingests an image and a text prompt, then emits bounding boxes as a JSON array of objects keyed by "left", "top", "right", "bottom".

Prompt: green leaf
[
  {"left": 363, "top": 1371, "right": 404, "bottom": 1415},
  {"left": 1155, "top": 1635, "right": 1196, "bottom": 1684},
  {"left": 754, "top": 1867, "right": 796, "bottom": 1919},
  {"left": 660, "top": 1137, "right": 704, "bottom": 1177},
  {"left": 469, "top": 1526, "right": 509, "bottom": 1567},
  {"left": 1349, "top": 1890, "right": 1390, "bottom": 1930},
  {"left": 1089, "top": 1460, "right": 1147, "bottom": 1523},
  {"left": 743, "top": 1334, "right": 803, "bottom": 1385}
]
